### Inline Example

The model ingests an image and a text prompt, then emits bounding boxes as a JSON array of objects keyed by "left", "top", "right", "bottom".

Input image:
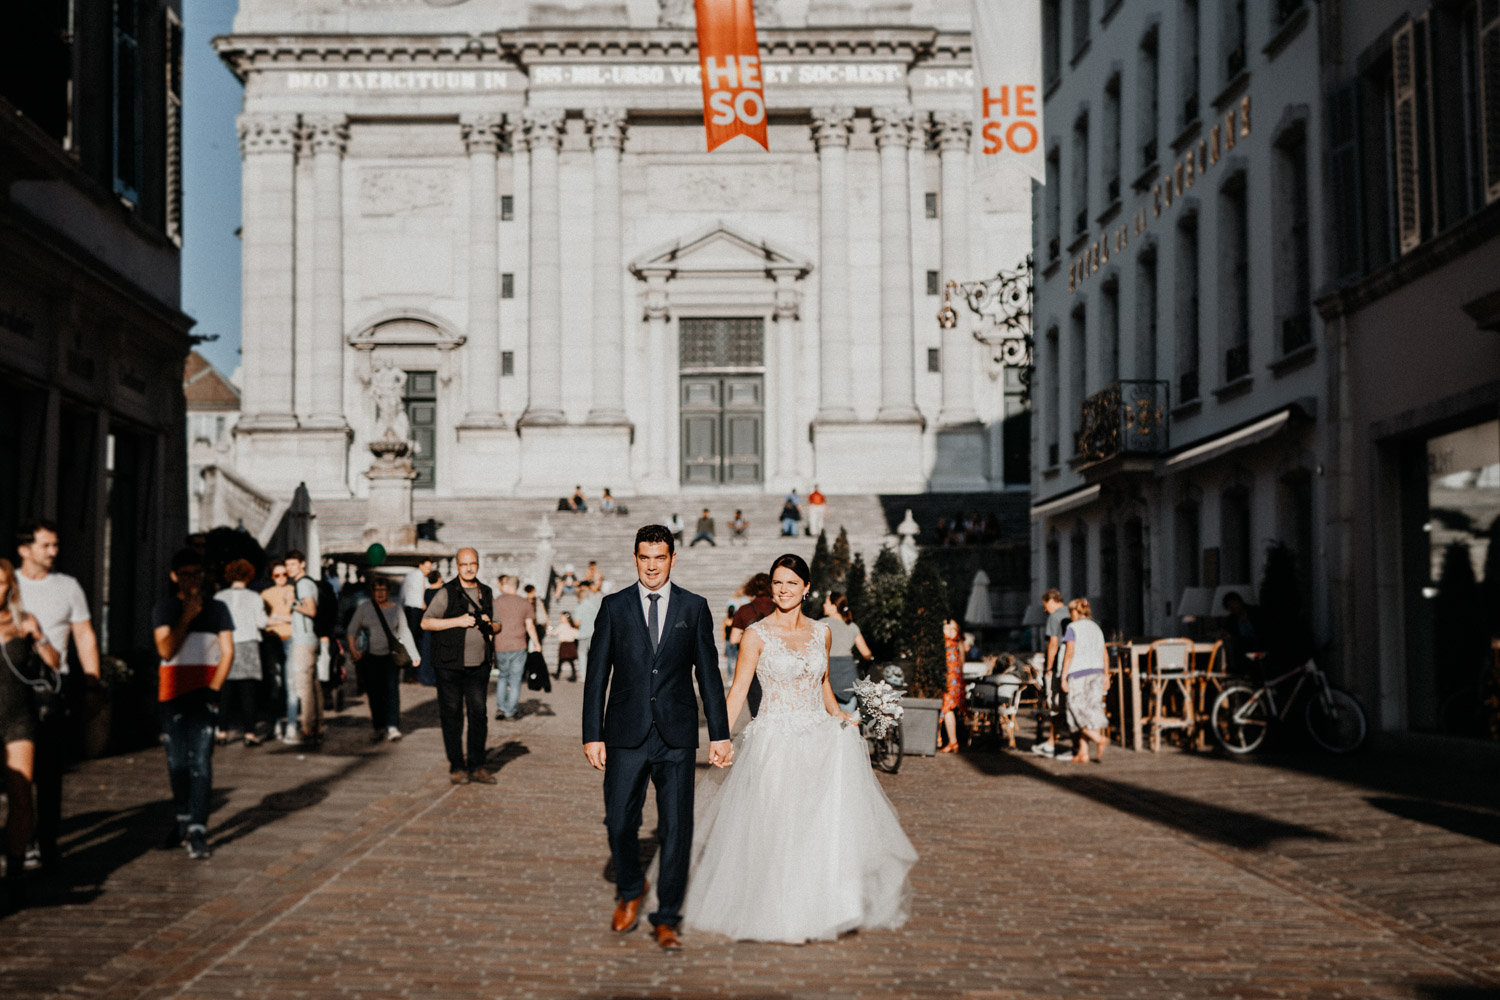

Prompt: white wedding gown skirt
[{"left": 680, "top": 621, "right": 917, "bottom": 944}]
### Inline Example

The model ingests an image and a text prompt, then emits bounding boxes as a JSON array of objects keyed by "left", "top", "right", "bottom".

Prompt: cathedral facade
[{"left": 217, "top": 0, "right": 1030, "bottom": 499}]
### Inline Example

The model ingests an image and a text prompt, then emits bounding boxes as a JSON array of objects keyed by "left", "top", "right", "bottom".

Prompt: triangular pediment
[{"left": 630, "top": 222, "right": 811, "bottom": 279}]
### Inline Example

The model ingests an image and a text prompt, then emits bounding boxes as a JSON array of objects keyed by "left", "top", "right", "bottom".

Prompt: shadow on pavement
[
  {"left": 21, "top": 789, "right": 232, "bottom": 909},
  {"left": 209, "top": 755, "right": 373, "bottom": 850},
  {"left": 1366, "top": 796, "right": 1500, "bottom": 846},
  {"left": 1413, "top": 986, "right": 1500, "bottom": 998},
  {"left": 962, "top": 747, "right": 1338, "bottom": 850}
]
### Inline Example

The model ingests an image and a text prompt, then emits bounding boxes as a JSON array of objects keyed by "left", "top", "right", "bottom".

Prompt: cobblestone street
[{"left": 1, "top": 678, "right": 1496, "bottom": 1000}]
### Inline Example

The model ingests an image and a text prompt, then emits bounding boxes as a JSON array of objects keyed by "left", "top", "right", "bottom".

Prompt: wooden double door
[{"left": 680, "top": 375, "right": 763, "bottom": 486}]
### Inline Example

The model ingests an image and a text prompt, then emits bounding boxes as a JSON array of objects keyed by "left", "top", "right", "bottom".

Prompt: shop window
[
  {"left": 1070, "top": 521, "right": 1090, "bottom": 598},
  {"left": 1220, "top": 486, "right": 1253, "bottom": 586}
]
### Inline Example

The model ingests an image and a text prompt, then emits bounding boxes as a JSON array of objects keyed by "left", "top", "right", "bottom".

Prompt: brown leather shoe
[
  {"left": 449, "top": 770, "right": 470, "bottom": 785},
  {"left": 653, "top": 924, "right": 683, "bottom": 951},
  {"left": 469, "top": 768, "right": 498, "bottom": 785},
  {"left": 611, "top": 880, "right": 647, "bottom": 933}
]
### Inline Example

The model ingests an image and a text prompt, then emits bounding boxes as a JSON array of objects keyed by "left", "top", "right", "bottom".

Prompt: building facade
[
  {"left": 0, "top": 1, "right": 195, "bottom": 658},
  {"left": 215, "top": 0, "right": 1032, "bottom": 502},
  {"left": 184, "top": 351, "right": 241, "bottom": 533},
  {"left": 1317, "top": 0, "right": 1500, "bottom": 740},
  {"left": 1030, "top": 0, "right": 1331, "bottom": 645}
]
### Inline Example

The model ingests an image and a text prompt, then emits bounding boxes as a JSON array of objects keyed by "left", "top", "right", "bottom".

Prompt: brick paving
[{"left": 1, "top": 676, "right": 1496, "bottom": 1000}]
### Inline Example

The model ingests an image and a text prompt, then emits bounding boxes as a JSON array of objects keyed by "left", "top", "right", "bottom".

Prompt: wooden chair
[{"left": 1145, "top": 638, "right": 1196, "bottom": 751}]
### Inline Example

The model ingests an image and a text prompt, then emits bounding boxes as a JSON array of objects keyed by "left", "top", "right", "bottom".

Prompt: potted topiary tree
[
  {"left": 897, "top": 552, "right": 949, "bottom": 756},
  {"left": 806, "top": 530, "right": 832, "bottom": 616},
  {"left": 862, "top": 546, "right": 908, "bottom": 662}
]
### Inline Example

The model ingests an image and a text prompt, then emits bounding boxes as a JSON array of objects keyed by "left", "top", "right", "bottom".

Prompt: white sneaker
[
  {"left": 386, "top": 727, "right": 403, "bottom": 741},
  {"left": 1029, "top": 741, "right": 1055, "bottom": 756},
  {"left": 281, "top": 732, "right": 303, "bottom": 746}
]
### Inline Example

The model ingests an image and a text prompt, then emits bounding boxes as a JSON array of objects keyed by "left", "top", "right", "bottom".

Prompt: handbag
[
  {"left": 2, "top": 634, "right": 63, "bottom": 722},
  {"left": 525, "top": 650, "right": 550, "bottom": 692},
  {"left": 372, "top": 603, "right": 414, "bottom": 671}
]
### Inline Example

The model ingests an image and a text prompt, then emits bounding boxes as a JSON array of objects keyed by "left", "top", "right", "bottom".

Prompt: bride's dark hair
[{"left": 769, "top": 553, "right": 811, "bottom": 585}]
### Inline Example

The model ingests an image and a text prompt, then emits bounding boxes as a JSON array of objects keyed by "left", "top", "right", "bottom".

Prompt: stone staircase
[{"left": 313, "top": 494, "right": 896, "bottom": 667}]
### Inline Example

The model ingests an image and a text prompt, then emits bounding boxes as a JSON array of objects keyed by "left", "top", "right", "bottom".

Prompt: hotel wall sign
[{"left": 1069, "top": 94, "right": 1251, "bottom": 294}]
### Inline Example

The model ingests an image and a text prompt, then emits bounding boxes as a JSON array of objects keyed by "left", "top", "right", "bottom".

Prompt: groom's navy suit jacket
[{"left": 582, "top": 582, "right": 730, "bottom": 749}]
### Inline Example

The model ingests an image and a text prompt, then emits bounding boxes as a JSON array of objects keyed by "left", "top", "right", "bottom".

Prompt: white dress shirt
[{"left": 637, "top": 581, "right": 671, "bottom": 638}]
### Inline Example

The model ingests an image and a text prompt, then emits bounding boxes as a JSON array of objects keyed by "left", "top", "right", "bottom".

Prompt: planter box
[{"left": 899, "top": 697, "right": 943, "bottom": 756}]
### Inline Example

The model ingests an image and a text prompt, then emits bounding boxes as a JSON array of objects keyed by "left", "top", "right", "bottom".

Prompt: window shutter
[
  {"left": 1392, "top": 20, "right": 1422, "bottom": 254},
  {"left": 1326, "top": 82, "right": 1362, "bottom": 280},
  {"left": 1480, "top": 0, "right": 1500, "bottom": 204}
]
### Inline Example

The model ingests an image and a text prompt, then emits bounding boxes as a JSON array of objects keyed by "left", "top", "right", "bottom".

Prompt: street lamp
[{"left": 937, "top": 254, "right": 1034, "bottom": 399}]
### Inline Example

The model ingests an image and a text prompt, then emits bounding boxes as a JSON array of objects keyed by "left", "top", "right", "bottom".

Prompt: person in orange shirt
[
  {"left": 151, "top": 549, "right": 233, "bottom": 860},
  {"left": 806, "top": 486, "right": 827, "bottom": 539}
]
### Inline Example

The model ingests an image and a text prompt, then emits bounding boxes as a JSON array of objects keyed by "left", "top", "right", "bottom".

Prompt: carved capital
[
  {"left": 773, "top": 287, "right": 801, "bottom": 321},
  {"left": 933, "top": 110, "right": 972, "bottom": 152},
  {"left": 586, "top": 107, "right": 628, "bottom": 151},
  {"left": 872, "top": 107, "right": 917, "bottom": 149},
  {"left": 236, "top": 112, "right": 299, "bottom": 156},
  {"left": 522, "top": 108, "right": 566, "bottom": 151},
  {"left": 460, "top": 112, "right": 503, "bottom": 154},
  {"left": 304, "top": 113, "right": 350, "bottom": 155},
  {"left": 642, "top": 272, "right": 670, "bottom": 320},
  {"left": 810, "top": 107, "right": 855, "bottom": 150}
]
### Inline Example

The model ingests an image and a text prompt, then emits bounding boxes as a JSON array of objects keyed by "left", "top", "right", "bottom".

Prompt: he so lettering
[
  {"left": 980, "top": 85, "right": 1039, "bottom": 155},
  {"left": 704, "top": 54, "right": 767, "bottom": 127}
]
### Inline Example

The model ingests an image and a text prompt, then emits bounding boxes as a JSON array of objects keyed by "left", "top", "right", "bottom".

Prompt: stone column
[
  {"left": 460, "top": 112, "right": 504, "bottom": 427},
  {"left": 521, "top": 109, "right": 566, "bottom": 426},
  {"left": 586, "top": 108, "right": 629, "bottom": 425},
  {"left": 873, "top": 107, "right": 920, "bottom": 422},
  {"left": 306, "top": 113, "right": 349, "bottom": 427},
  {"left": 811, "top": 107, "right": 855, "bottom": 422},
  {"left": 236, "top": 112, "right": 299, "bottom": 428},
  {"left": 642, "top": 270, "right": 672, "bottom": 483},
  {"left": 772, "top": 270, "right": 803, "bottom": 481},
  {"left": 934, "top": 110, "right": 978, "bottom": 426}
]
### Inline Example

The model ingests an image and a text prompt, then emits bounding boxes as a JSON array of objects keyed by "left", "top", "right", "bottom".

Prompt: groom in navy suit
[{"left": 583, "top": 524, "right": 731, "bottom": 951}]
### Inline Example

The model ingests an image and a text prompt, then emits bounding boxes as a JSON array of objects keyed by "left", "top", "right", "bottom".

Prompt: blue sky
[{"left": 182, "top": 0, "right": 244, "bottom": 378}]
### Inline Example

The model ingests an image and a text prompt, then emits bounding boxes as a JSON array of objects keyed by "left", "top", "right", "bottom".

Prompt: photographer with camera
[{"left": 420, "top": 548, "right": 497, "bottom": 785}]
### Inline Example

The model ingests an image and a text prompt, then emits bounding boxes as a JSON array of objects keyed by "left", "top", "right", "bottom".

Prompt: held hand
[
  {"left": 19, "top": 614, "right": 43, "bottom": 641},
  {"left": 583, "top": 741, "right": 607, "bottom": 771},
  {"left": 708, "top": 739, "right": 734, "bottom": 768},
  {"left": 455, "top": 613, "right": 476, "bottom": 629},
  {"left": 181, "top": 592, "right": 203, "bottom": 621}
]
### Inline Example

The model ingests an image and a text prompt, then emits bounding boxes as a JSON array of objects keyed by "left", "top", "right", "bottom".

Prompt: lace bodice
[{"left": 747, "top": 618, "right": 829, "bottom": 716}]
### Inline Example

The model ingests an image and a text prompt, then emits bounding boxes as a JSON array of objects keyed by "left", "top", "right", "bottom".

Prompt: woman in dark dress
[{"left": 0, "top": 557, "right": 60, "bottom": 906}]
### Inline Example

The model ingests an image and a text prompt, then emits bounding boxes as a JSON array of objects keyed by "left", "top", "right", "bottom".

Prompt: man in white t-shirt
[{"left": 16, "top": 519, "right": 100, "bottom": 870}]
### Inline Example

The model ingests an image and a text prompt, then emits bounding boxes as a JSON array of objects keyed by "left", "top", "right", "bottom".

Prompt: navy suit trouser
[{"left": 603, "top": 723, "right": 694, "bottom": 928}]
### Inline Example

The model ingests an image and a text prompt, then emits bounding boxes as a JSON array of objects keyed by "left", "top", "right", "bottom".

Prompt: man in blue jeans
[
  {"left": 151, "top": 549, "right": 234, "bottom": 860},
  {"left": 491, "top": 575, "right": 538, "bottom": 720}
]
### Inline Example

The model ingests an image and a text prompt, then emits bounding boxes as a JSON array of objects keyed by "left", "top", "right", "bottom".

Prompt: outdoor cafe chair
[{"left": 1146, "top": 638, "right": 1197, "bottom": 751}]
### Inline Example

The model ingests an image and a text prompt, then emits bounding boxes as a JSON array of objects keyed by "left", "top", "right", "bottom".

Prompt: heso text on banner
[
  {"left": 970, "top": 0, "right": 1044, "bottom": 184},
  {"left": 694, "top": 0, "right": 769, "bottom": 152}
]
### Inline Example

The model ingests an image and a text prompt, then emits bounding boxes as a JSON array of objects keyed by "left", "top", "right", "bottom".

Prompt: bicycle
[
  {"left": 1210, "top": 651, "right": 1366, "bottom": 754},
  {"left": 862, "top": 715, "right": 903, "bottom": 774}
]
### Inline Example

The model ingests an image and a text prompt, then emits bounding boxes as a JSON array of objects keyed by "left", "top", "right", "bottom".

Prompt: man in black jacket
[
  {"left": 421, "top": 548, "right": 496, "bottom": 784},
  {"left": 582, "top": 525, "right": 730, "bottom": 952}
]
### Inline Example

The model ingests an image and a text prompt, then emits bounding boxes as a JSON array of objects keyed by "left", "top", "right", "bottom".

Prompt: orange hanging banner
[{"left": 694, "top": 0, "right": 769, "bottom": 152}]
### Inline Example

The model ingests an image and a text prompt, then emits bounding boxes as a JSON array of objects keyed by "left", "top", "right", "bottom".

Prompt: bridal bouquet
[{"left": 852, "top": 678, "right": 904, "bottom": 738}]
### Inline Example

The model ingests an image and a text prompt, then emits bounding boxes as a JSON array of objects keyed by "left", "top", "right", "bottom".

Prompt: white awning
[
  {"left": 1030, "top": 484, "right": 1101, "bottom": 519},
  {"left": 1162, "top": 408, "right": 1296, "bottom": 473}
]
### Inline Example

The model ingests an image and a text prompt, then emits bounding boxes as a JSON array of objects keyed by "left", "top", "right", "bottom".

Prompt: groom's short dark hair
[{"left": 635, "top": 524, "right": 674, "bottom": 554}]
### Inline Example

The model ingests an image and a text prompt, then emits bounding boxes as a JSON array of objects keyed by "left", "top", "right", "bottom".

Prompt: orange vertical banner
[{"left": 694, "top": 0, "right": 769, "bottom": 152}]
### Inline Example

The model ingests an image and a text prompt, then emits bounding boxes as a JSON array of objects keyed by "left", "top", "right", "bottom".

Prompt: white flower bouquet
[{"left": 852, "top": 677, "right": 905, "bottom": 739}]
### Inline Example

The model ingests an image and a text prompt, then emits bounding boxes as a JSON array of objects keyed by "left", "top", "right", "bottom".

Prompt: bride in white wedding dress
[{"left": 681, "top": 554, "right": 917, "bottom": 944}]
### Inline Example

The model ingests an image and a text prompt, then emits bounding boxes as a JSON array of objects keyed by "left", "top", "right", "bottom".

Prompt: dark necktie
[{"left": 648, "top": 593, "right": 660, "bottom": 650}]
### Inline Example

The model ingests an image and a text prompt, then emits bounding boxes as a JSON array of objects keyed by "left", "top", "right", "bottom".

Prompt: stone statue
[{"left": 364, "top": 360, "right": 411, "bottom": 448}]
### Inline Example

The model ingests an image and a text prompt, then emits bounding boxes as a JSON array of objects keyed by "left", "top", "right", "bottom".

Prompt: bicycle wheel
[
  {"left": 1303, "top": 688, "right": 1367, "bottom": 753},
  {"left": 1211, "top": 683, "right": 1269, "bottom": 754},
  {"left": 872, "top": 724, "right": 903, "bottom": 774}
]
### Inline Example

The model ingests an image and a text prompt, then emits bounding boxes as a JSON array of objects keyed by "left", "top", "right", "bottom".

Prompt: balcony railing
[{"left": 1076, "top": 379, "right": 1171, "bottom": 464}]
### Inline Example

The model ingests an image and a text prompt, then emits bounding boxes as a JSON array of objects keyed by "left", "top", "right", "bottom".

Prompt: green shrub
[
  {"left": 829, "top": 528, "right": 852, "bottom": 591},
  {"left": 901, "top": 552, "right": 950, "bottom": 699},
  {"left": 862, "top": 547, "right": 908, "bottom": 661},
  {"left": 845, "top": 553, "right": 867, "bottom": 624}
]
